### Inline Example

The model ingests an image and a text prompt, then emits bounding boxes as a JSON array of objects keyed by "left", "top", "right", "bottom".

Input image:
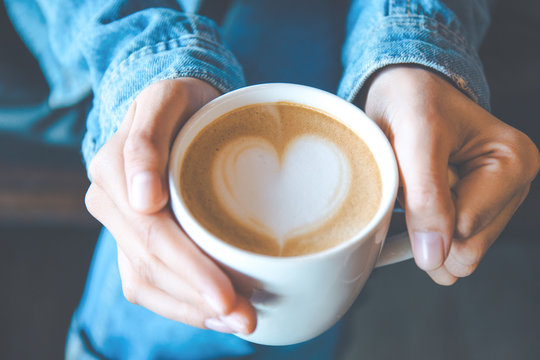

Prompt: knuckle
[
  {"left": 83, "top": 183, "right": 111, "bottom": 226},
  {"left": 405, "top": 183, "right": 452, "bottom": 218},
  {"left": 183, "top": 309, "right": 206, "bottom": 328},
  {"left": 428, "top": 268, "right": 458, "bottom": 286},
  {"left": 87, "top": 153, "right": 104, "bottom": 185},
  {"left": 84, "top": 185, "right": 99, "bottom": 216},
  {"left": 142, "top": 79, "right": 183, "bottom": 101},
  {"left": 123, "top": 133, "right": 147, "bottom": 158},
  {"left": 405, "top": 186, "right": 437, "bottom": 213},
  {"left": 121, "top": 280, "right": 139, "bottom": 304},
  {"left": 500, "top": 131, "right": 540, "bottom": 181},
  {"left": 446, "top": 252, "right": 478, "bottom": 278},
  {"left": 137, "top": 217, "right": 161, "bottom": 255},
  {"left": 131, "top": 254, "right": 157, "bottom": 284},
  {"left": 435, "top": 276, "right": 458, "bottom": 286},
  {"left": 455, "top": 212, "right": 483, "bottom": 240},
  {"left": 534, "top": 145, "right": 540, "bottom": 174},
  {"left": 123, "top": 131, "right": 158, "bottom": 167},
  {"left": 521, "top": 135, "right": 540, "bottom": 179},
  {"left": 453, "top": 264, "right": 477, "bottom": 278},
  {"left": 519, "top": 185, "right": 531, "bottom": 204},
  {"left": 142, "top": 79, "right": 168, "bottom": 95},
  {"left": 452, "top": 243, "right": 483, "bottom": 268}
]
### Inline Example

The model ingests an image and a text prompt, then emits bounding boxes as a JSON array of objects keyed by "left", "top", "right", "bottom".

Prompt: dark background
[{"left": 1, "top": 0, "right": 539, "bottom": 359}]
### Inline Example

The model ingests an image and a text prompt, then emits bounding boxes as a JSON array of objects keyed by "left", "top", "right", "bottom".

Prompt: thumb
[
  {"left": 395, "top": 129, "right": 456, "bottom": 271},
  {"left": 123, "top": 81, "right": 194, "bottom": 213},
  {"left": 123, "top": 96, "right": 171, "bottom": 214},
  {"left": 124, "top": 79, "right": 221, "bottom": 214}
]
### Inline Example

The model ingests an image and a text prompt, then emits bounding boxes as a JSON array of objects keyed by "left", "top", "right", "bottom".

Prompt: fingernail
[
  {"left": 204, "top": 318, "right": 234, "bottom": 333},
  {"left": 412, "top": 231, "right": 445, "bottom": 270},
  {"left": 203, "top": 293, "right": 227, "bottom": 315},
  {"left": 220, "top": 313, "right": 249, "bottom": 335},
  {"left": 130, "top": 172, "right": 159, "bottom": 211}
]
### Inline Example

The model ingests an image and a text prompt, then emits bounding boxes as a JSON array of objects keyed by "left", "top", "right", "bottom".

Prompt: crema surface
[{"left": 180, "top": 102, "right": 382, "bottom": 256}]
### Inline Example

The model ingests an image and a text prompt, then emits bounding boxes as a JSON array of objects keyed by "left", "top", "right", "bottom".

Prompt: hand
[
  {"left": 85, "top": 78, "right": 257, "bottom": 334},
  {"left": 362, "top": 66, "right": 540, "bottom": 285}
]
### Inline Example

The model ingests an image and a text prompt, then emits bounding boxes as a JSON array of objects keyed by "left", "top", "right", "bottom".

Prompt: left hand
[
  {"left": 361, "top": 65, "right": 540, "bottom": 285},
  {"left": 85, "top": 78, "right": 257, "bottom": 334}
]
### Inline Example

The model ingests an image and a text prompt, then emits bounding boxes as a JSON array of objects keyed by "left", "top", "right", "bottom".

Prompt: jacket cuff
[
  {"left": 82, "top": 14, "right": 244, "bottom": 167},
  {"left": 338, "top": 15, "right": 490, "bottom": 110}
]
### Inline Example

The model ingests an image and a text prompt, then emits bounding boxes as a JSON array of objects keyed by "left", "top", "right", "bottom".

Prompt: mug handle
[
  {"left": 374, "top": 231, "right": 412, "bottom": 268},
  {"left": 374, "top": 166, "right": 459, "bottom": 268}
]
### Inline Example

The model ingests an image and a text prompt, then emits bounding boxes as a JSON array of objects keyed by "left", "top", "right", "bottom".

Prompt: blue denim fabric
[
  {"left": 2, "top": 0, "right": 495, "bottom": 359},
  {"left": 220, "top": 0, "right": 349, "bottom": 92},
  {"left": 0, "top": 3, "right": 89, "bottom": 147},
  {"left": 4, "top": 0, "right": 245, "bottom": 166},
  {"left": 339, "top": 0, "right": 495, "bottom": 110},
  {"left": 3, "top": 0, "right": 494, "bottom": 165},
  {"left": 65, "top": 229, "right": 344, "bottom": 359}
]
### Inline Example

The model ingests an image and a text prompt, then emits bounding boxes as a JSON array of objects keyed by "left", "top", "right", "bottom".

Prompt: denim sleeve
[
  {"left": 4, "top": 0, "right": 244, "bottom": 166},
  {"left": 338, "top": 0, "right": 495, "bottom": 110}
]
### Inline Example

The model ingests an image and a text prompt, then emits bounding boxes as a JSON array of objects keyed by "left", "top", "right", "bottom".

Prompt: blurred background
[{"left": 1, "top": 0, "right": 539, "bottom": 359}]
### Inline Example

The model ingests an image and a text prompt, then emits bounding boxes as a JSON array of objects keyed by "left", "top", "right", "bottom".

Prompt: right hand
[
  {"left": 85, "top": 78, "right": 256, "bottom": 334},
  {"left": 362, "top": 66, "right": 540, "bottom": 285}
]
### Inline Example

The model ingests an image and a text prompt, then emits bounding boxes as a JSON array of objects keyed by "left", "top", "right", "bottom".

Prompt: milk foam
[
  {"left": 180, "top": 102, "right": 382, "bottom": 257},
  {"left": 213, "top": 135, "right": 351, "bottom": 248}
]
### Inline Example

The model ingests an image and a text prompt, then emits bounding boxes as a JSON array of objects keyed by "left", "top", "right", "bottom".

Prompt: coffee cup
[{"left": 168, "top": 83, "right": 411, "bottom": 345}]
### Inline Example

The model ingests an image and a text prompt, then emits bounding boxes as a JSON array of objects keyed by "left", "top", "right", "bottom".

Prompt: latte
[{"left": 180, "top": 102, "right": 381, "bottom": 257}]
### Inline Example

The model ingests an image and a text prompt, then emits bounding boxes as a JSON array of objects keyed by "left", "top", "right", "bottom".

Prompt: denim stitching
[
  {"left": 101, "top": 35, "right": 241, "bottom": 91},
  {"left": 348, "top": 15, "right": 473, "bottom": 57},
  {"left": 342, "top": 46, "right": 484, "bottom": 106}
]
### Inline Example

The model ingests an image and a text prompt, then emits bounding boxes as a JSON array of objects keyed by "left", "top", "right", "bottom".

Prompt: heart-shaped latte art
[{"left": 213, "top": 135, "right": 351, "bottom": 248}]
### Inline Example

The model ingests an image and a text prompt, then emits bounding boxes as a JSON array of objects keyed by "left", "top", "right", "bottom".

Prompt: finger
[
  {"left": 393, "top": 120, "right": 455, "bottom": 271},
  {"left": 86, "top": 182, "right": 239, "bottom": 315},
  {"left": 117, "top": 248, "right": 216, "bottom": 330},
  {"left": 118, "top": 248, "right": 255, "bottom": 334},
  {"left": 119, "top": 245, "right": 202, "bottom": 306},
  {"left": 124, "top": 79, "right": 220, "bottom": 214},
  {"left": 219, "top": 295, "right": 257, "bottom": 335},
  {"left": 123, "top": 85, "right": 185, "bottom": 214},
  {"left": 87, "top": 101, "right": 134, "bottom": 187},
  {"left": 452, "top": 142, "right": 534, "bottom": 240},
  {"left": 425, "top": 266, "right": 458, "bottom": 286},
  {"left": 132, "top": 211, "right": 240, "bottom": 315},
  {"left": 444, "top": 186, "right": 529, "bottom": 277},
  {"left": 117, "top": 246, "right": 202, "bottom": 308},
  {"left": 126, "top": 214, "right": 256, "bottom": 328},
  {"left": 426, "top": 187, "right": 528, "bottom": 284},
  {"left": 89, "top": 82, "right": 183, "bottom": 212}
]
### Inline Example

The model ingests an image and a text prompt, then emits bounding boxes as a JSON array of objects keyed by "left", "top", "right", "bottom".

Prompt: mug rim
[{"left": 168, "top": 83, "right": 399, "bottom": 263}]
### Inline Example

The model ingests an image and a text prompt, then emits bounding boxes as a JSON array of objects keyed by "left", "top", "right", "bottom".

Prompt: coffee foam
[
  {"left": 180, "top": 102, "right": 382, "bottom": 257},
  {"left": 213, "top": 135, "right": 351, "bottom": 248}
]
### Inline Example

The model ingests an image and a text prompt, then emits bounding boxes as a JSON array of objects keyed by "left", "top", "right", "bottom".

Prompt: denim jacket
[{"left": 4, "top": 0, "right": 494, "bottom": 167}]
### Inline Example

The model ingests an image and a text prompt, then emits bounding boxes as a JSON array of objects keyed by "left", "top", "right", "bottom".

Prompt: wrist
[
  {"left": 361, "top": 65, "right": 451, "bottom": 121},
  {"left": 354, "top": 65, "right": 423, "bottom": 111}
]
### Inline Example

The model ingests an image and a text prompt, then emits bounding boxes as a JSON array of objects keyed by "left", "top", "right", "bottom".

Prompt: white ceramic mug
[{"left": 168, "top": 83, "right": 412, "bottom": 346}]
